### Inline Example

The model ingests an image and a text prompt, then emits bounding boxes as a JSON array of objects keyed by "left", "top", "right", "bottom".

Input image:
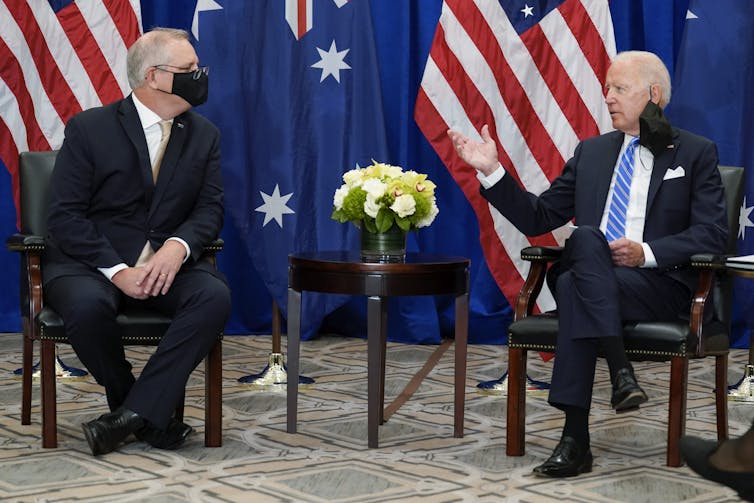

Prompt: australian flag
[
  {"left": 192, "top": 0, "right": 389, "bottom": 337},
  {"left": 666, "top": 0, "right": 754, "bottom": 347}
]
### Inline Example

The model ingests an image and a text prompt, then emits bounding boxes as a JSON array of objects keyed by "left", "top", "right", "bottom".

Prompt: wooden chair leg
[
  {"left": 40, "top": 339, "right": 57, "bottom": 448},
  {"left": 715, "top": 354, "right": 729, "bottom": 442},
  {"left": 21, "top": 320, "right": 33, "bottom": 425},
  {"left": 506, "top": 347, "right": 527, "bottom": 456},
  {"left": 204, "top": 338, "right": 222, "bottom": 447},
  {"left": 666, "top": 356, "right": 688, "bottom": 467}
]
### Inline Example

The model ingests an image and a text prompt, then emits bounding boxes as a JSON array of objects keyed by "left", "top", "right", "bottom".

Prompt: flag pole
[{"left": 237, "top": 301, "right": 314, "bottom": 387}]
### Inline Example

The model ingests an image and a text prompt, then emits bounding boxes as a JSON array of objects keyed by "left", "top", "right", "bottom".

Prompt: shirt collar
[
  {"left": 131, "top": 93, "right": 169, "bottom": 131},
  {"left": 622, "top": 133, "right": 639, "bottom": 149}
]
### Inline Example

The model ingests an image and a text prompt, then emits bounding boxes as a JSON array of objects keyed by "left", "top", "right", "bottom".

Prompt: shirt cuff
[
  {"left": 167, "top": 237, "right": 191, "bottom": 263},
  {"left": 641, "top": 242, "right": 657, "bottom": 268},
  {"left": 99, "top": 263, "right": 128, "bottom": 281},
  {"left": 476, "top": 163, "right": 505, "bottom": 189}
]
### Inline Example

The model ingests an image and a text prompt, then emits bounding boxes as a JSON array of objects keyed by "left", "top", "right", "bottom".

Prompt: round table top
[
  {"left": 289, "top": 250, "right": 469, "bottom": 269},
  {"left": 288, "top": 251, "right": 470, "bottom": 296}
]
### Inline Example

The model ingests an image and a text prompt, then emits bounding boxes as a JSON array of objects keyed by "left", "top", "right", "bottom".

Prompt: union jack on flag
[
  {"left": 285, "top": 0, "right": 350, "bottom": 40},
  {"left": 415, "top": 0, "right": 616, "bottom": 314}
]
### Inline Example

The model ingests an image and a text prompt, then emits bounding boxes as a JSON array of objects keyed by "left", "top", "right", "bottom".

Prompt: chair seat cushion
[
  {"left": 37, "top": 306, "right": 172, "bottom": 345},
  {"left": 508, "top": 313, "right": 728, "bottom": 361}
]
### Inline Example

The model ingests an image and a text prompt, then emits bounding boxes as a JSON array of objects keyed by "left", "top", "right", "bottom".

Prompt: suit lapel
[
  {"left": 149, "top": 115, "right": 187, "bottom": 218},
  {"left": 118, "top": 96, "right": 154, "bottom": 203},
  {"left": 646, "top": 129, "right": 680, "bottom": 211},
  {"left": 591, "top": 131, "right": 624, "bottom": 223}
]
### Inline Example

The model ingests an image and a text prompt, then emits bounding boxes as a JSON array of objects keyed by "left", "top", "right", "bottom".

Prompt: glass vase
[{"left": 360, "top": 224, "right": 407, "bottom": 263}]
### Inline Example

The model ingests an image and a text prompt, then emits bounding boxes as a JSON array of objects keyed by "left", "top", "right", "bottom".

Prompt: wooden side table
[{"left": 286, "top": 251, "right": 470, "bottom": 448}]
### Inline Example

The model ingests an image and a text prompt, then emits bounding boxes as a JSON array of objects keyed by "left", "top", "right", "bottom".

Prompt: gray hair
[
  {"left": 126, "top": 27, "right": 190, "bottom": 89},
  {"left": 612, "top": 50, "right": 672, "bottom": 108}
]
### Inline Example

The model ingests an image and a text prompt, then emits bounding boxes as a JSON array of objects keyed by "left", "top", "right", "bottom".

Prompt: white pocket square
[{"left": 663, "top": 166, "right": 685, "bottom": 180}]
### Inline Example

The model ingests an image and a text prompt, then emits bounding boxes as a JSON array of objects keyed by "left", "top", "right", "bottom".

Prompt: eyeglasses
[{"left": 153, "top": 65, "right": 209, "bottom": 80}]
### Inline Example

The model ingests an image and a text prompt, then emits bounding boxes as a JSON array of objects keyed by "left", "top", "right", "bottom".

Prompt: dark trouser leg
[
  {"left": 548, "top": 226, "right": 689, "bottom": 410},
  {"left": 45, "top": 274, "right": 132, "bottom": 411},
  {"left": 123, "top": 268, "right": 230, "bottom": 429}
]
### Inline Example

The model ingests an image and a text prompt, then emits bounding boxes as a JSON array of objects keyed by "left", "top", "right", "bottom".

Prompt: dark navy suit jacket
[
  {"left": 43, "top": 95, "right": 224, "bottom": 283},
  {"left": 480, "top": 128, "right": 728, "bottom": 291}
]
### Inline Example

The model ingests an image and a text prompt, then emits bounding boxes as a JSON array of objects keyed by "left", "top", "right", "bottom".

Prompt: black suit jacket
[
  {"left": 43, "top": 95, "right": 223, "bottom": 283},
  {"left": 480, "top": 128, "right": 728, "bottom": 291}
]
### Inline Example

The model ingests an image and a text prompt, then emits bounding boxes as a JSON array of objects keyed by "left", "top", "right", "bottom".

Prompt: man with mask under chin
[
  {"left": 448, "top": 50, "right": 728, "bottom": 478},
  {"left": 43, "top": 27, "right": 230, "bottom": 456}
]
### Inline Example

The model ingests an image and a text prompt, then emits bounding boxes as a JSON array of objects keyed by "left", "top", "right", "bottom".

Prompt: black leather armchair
[
  {"left": 6, "top": 150, "right": 223, "bottom": 448},
  {"left": 505, "top": 165, "right": 744, "bottom": 467}
]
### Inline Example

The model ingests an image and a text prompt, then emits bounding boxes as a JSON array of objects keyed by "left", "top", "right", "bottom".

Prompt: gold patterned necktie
[{"left": 152, "top": 120, "right": 172, "bottom": 183}]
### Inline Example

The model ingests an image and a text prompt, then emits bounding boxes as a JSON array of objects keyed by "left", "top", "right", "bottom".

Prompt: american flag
[
  {"left": 0, "top": 0, "right": 142, "bottom": 222},
  {"left": 415, "top": 0, "right": 616, "bottom": 314}
]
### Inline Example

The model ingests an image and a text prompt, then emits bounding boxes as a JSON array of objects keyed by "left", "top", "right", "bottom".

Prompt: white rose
[
  {"left": 390, "top": 194, "right": 416, "bottom": 218},
  {"left": 333, "top": 185, "right": 349, "bottom": 210},
  {"left": 361, "top": 178, "right": 387, "bottom": 199},
  {"left": 364, "top": 194, "right": 381, "bottom": 218},
  {"left": 384, "top": 164, "right": 404, "bottom": 179},
  {"left": 416, "top": 198, "right": 439, "bottom": 227},
  {"left": 343, "top": 169, "right": 363, "bottom": 187}
]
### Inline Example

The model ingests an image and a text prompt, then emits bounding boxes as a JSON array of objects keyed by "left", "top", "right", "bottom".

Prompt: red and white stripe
[
  {"left": 0, "top": 0, "right": 141, "bottom": 223},
  {"left": 285, "top": 0, "right": 350, "bottom": 40},
  {"left": 415, "top": 0, "right": 615, "bottom": 313}
]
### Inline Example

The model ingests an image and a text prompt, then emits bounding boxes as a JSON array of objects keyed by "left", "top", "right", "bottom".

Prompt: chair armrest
[
  {"left": 203, "top": 238, "right": 224, "bottom": 254},
  {"left": 6, "top": 233, "right": 45, "bottom": 253},
  {"left": 690, "top": 253, "right": 728, "bottom": 269},
  {"left": 687, "top": 253, "right": 732, "bottom": 356},
  {"left": 200, "top": 238, "right": 224, "bottom": 268},
  {"left": 520, "top": 246, "right": 563, "bottom": 262},
  {"left": 514, "top": 246, "right": 563, "bottom": 321}
]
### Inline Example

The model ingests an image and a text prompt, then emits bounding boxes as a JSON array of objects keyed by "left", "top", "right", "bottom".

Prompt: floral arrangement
[{"left": 331, "top": 161, "right": 439, "bottom": 233}]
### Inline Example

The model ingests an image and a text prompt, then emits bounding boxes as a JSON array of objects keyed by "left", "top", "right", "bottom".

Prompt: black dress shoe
[
  {"left": 135, "top": 418, "right": 193, "bottom": 450},
  {"left": 611, "top": 367, "right": 648, "bottom": 412},
  {"left": 532, "top": 436, "right": 593, "bottom": 478},
  {"left": 681, "top": 436, "right": 754, "bottom": 501},
  {"left": 81, "top": 407, "right": 145, "bottom": 456}
]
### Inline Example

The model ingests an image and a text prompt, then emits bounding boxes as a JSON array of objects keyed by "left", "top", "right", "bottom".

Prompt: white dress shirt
[{"left": 98, "top": 94, "right": 190, "bottom": 281}]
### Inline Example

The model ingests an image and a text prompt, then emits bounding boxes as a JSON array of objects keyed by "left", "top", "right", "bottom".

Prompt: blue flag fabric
[
  {"left": 666, "top": 0, "right": 754, "bottom": 347},
  {"left": 195, "top": 0, "right": 390, "bottom": 338}
]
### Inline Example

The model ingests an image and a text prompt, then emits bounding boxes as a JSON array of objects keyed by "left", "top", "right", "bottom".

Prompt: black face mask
[
  {"left": 170, "top": 71, "right": 208, "bottom": 107},
  {"left": 638, "top": 100, "right": 672, "bottom": 156}
]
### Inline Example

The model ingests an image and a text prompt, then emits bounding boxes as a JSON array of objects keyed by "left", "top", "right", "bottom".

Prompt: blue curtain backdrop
[{"left": 5, "top": 0, "right": 753, "bottom": 348}]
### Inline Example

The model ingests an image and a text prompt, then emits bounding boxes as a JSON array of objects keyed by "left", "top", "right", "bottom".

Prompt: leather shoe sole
[
  {"left": 612, "top": 388, "right": 648, "bottom": 413},
  {"left": 611, "top": 368, "right": 648, "bottom": 413}
]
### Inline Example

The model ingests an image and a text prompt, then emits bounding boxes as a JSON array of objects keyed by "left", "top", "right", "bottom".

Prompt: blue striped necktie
[{"left": 605, "top": 137, "right": 639, "bottom": 242}]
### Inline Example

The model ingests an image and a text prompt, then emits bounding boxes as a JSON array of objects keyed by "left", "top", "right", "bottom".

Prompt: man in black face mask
[
  {"left": 43, "top": 27, "right": 230, "bottom": 456},
  {"left": 448, "top": 51, "right": 728, "bottom": 478}
]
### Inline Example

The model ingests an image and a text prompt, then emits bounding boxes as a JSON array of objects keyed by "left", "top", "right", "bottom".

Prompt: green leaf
[
  {"left": 395, "top": 217, "right": 411, "bottom": 231},
  {"left": 375, "top": 209, "right": 394, "bottom": 233},
  {"left": 363, "top": 218, "right": 377, "bottom": 233}
]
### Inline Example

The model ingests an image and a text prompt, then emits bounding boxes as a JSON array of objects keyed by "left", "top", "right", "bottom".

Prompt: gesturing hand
[{"left": 447, "top": 124, "right": 500, "bottom": 176}]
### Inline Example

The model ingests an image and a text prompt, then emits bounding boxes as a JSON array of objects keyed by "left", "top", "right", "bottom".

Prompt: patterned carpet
[{"left": 0, "top": 332, "right": 751, "bottom": 502}]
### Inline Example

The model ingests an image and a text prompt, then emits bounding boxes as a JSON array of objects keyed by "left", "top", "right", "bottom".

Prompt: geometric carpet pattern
[{"left": 0, "top": 332, "right": 751, "bottom": 502}]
